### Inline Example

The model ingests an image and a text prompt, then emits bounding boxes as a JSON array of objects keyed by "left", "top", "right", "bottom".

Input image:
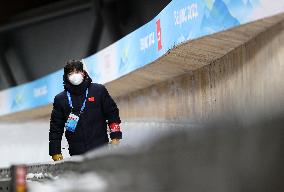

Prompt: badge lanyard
[{"left": 66, "top": 88, "right": 89, "bottom": 115}]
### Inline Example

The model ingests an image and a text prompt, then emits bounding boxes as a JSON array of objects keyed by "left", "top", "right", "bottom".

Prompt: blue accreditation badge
[{"left": 65, "top": 112, "right": 80, "bottom": 132}]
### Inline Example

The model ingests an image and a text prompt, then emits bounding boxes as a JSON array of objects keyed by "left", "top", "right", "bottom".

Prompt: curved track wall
[{"left": 116, "top": 21, "right": 284, "bottom": 123}]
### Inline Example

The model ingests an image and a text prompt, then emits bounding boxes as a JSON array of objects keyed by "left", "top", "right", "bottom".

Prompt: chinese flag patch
[{"left": 88, "top": 97, "right": 95, "bottom": 102}]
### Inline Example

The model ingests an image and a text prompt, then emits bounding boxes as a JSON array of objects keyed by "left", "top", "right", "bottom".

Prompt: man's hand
[
  {"left": 52, "top": 154, "right": 63, "bottom": 161},
  {"left": 110, "top": 138, "right": 120, "bottom": 145}
]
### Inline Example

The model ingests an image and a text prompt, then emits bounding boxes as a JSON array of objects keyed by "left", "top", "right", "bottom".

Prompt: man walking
[{"left": 49, "top": 60, "right": 122, "bottom": 161}]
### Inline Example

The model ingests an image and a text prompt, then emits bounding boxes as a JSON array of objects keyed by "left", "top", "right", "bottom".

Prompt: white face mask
[{"left": 68, "top": 73, "right": 84, "bottom": 85}]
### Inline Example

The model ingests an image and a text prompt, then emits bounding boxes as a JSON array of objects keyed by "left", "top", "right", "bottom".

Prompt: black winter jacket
[{"left": 49, "top": 74, "right": 121, "bottom": 156}]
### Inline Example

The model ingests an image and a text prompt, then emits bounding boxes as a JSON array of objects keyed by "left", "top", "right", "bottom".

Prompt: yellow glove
[
  {"left": 110, "top": 138, "right": 120, "bottom": 145},
  {"left": 52, "top": 154, "right": 63, "bottom": 161}
]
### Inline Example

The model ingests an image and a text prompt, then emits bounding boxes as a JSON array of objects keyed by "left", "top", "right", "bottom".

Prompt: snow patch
[{"left": 28, "top": 172, "right": 107, "bottom": 192}]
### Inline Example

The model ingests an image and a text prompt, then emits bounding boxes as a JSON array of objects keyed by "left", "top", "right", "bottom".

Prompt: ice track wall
[{"left": 116, "top": 20, "right": 284, "bottom": 123}]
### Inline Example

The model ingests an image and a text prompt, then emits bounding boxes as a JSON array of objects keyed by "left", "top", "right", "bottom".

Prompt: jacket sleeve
[
  {"left": 101, "top": 85, "right": 122, "bottom": 139},
  {"left": 49, "top": 95, "right": 65, "bottom": 156}
]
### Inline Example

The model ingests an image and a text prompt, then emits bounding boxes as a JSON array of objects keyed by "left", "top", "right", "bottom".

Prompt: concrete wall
[{"left": 115, "top": 21, "right": 284, "bottom": 123}]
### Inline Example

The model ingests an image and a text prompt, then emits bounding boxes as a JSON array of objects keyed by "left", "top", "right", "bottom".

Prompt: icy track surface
[
  {"left": 27, "top": 117, "right": 284, "bottom": 192},
  {"left": 28, "top": 172, "right": 107, "bottom": 192},
  {"left": 0, "top": 119, "right": 186, "bottom": 168},
  {"left": 0, "top": 120, "right": 68, "bottom": 168}
]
